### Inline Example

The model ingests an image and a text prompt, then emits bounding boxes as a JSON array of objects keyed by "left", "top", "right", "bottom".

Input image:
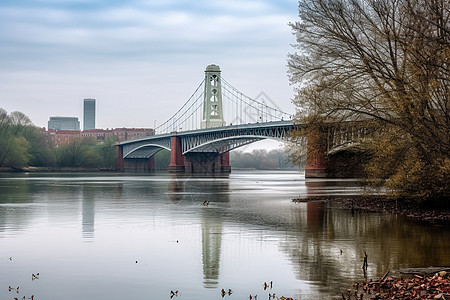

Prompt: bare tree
[{"left": 288, "top": 0, "right": 449, "bottom": 201}]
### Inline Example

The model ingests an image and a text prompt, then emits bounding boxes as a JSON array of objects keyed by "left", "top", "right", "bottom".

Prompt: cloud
[{"left": 0, "top": 0, "right": 298, "bottom": 128}]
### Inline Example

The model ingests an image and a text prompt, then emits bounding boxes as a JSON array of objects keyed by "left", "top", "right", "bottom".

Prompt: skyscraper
[{"left": 83, "top": 98, "right": 96, "bottom": 130}]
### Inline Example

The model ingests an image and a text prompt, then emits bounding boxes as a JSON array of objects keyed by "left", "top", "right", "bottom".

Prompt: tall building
[
  {"left": 48, "top": 116, "right": 80, "bottom": 130},
  {"left": 83, "top": 98, "right": 96, "bottom": 130}
]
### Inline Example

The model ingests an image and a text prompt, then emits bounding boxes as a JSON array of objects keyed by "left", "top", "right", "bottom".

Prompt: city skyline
[{"left": 0, "top": 0, "right": 298, "bottom": 130}]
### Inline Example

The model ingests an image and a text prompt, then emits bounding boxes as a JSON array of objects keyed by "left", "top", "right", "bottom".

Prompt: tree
[
  {"left": 95, "top": 136, "right": 118, "bottom": 169},
  {"left": 154, "top": 149, "right": 170, "bottom": 169},
  {"left": 1, "top": 136, "right": 30, "bottom": 168},
  {"left": 0, "top": 109, "right": 33, "bottom": 168},
  {"left": 24, "top": 126, "right": 56, "bottom": 167},
  {"left": 288, "top": 0, "right": 449, "bottom": 202}
]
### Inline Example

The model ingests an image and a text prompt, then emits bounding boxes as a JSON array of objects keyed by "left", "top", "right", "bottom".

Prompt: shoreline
[
  {"left": 293, "top": 195, "right": 450, "bottom": 222},
  {"left": 347, "top": 269, "right": 450, "bottom": 299},
  {"left": 0, "top": 166, "right": 117, "bottom": 172}
]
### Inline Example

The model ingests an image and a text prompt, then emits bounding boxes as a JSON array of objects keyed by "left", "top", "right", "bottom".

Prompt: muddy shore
[{"left": 293, "top": 195, "right": 450, "bottom": 222}]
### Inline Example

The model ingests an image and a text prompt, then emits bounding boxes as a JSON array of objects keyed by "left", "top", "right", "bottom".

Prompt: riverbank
[
  {"left": 0, "top": 167, "right": 117, "bottom": 172},
  {"left": 346, "top": 269, "right": 450, "bottom": 299},
  {"left": 292, "top": 195, "right": 450, "bottom": 222}
]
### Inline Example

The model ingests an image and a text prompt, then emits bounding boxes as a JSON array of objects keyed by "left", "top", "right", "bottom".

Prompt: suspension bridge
[{"left": 116, "top": 64, "right": 367, "bottom": 177}]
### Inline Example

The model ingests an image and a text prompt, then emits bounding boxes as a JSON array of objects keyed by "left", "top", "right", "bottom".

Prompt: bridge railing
[{"left": 326, "top": 121, "right": 378, "bottom": 153}]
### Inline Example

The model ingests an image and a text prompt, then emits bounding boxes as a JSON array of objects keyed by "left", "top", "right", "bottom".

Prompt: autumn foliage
[{"left": 288, "top": 0, "right": 449, "bottom": 202}]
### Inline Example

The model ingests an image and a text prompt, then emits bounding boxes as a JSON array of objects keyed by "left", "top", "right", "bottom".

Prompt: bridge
[{"left": 116, "top": 64, "right": 366, "bottom": 177}]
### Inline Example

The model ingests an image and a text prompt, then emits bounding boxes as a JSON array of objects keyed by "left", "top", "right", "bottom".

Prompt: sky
[{"left": 0, "top": 0, "right": 299, "bottom": 131}]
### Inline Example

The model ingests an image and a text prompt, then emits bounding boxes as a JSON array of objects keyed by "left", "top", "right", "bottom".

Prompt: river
[{"left": 0, "top": 170, "right": 449, "bottom": 300}]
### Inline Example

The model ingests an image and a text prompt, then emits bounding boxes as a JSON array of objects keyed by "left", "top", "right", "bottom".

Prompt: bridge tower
[{"left": 201, "top": 64, "right": 225, "bottom": 129}]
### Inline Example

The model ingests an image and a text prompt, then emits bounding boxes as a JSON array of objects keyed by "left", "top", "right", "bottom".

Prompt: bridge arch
[
  {"left": 183, "top": 135, "right": 283, "bottom": 155},
  {"left": 123, "top": 143, "right": 171, "bottom": 159}
]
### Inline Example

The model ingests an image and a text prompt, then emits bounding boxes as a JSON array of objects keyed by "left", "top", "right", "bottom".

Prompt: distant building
[
  {"left": 81, "top": 129, "right": 115, "bottom": 143},
  {"left": 112, "top": 128, "right": 155, "bottom": 142},
  {"left": 44, "top": 127, "right": 154, "bottom": 146},
  {"left": 81, "top": 128, "right": 154, "bottom": 142},
  {"left": 48, "top": 117, "right": 80, "bottom": 131},
  {"left": 46, "top": 129, "right": 81, "bottom": 147},
  {"left": 83, "top": 98, "right": 96, "bottom": 130}
]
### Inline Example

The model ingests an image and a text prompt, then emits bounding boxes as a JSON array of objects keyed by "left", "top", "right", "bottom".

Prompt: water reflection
[
  {"left": 285, "top": 197, "right": 450, "bottom": 297},
  {"left": 0, "top": 172, "right": 448, "bottom": 300},
  {"left": 306, "top": 202, "right": 325, "bottom": 230},
  {"left": 168, "top": 175, "right": 229, "bottom": 288},
  {"left": 305, "top": 178, "right": 365, "bottom": 197},
  {"left": 82, "top": 185, "right": 95, "bottom": 240}
]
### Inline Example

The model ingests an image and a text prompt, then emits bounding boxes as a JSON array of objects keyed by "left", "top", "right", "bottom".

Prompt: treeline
[
  {"left": 230, "top": 149, "right": 295, "bottom": 169},
  {"left": 0, "top": 108, "right": 117, "bottom": 169}
]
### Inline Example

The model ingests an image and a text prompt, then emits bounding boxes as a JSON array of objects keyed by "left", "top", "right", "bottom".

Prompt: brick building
[{"left": 44, "top": 127, "right": 154, "bottom": 146}]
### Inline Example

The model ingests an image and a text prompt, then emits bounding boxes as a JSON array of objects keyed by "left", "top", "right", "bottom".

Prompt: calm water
[{"left": 0, "top": 170, "right": 449, "bottom": 300}]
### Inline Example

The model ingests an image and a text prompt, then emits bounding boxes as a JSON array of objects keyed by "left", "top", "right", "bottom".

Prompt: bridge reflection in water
[{"left": 168, "top": 175, "right": 229, "bottom": 288}]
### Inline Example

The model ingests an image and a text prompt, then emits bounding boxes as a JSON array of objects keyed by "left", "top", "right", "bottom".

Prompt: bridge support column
[
  {"left": 184, "top": 152, "right": 222, "bottom": 174},
  {"left": 148, "top": 156, "right": 156, "bottom": 171},
  {"left": 220, "top": 152, "right": 231, "bottom": 173},
  {"left": 116, "top": 145, "right": 124, "bottom": 171},
  {"left": 169, "top": 135, "right": 185, "bottom": 173},
  {"left": 305, "top": 124, "right": 328, "bottom": 178}
]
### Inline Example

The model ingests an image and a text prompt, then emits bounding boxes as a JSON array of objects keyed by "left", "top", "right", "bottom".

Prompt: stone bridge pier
[
  {"left": 304, "top": 122, "right": 370, "bottom": 178},
  {"left": 305, "top": 125, "right": 328, "bottom": 178}
]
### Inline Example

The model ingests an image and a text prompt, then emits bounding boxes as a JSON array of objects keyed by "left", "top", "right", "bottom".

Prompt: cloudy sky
[{"left": 0, "top": 0, "right": 299, "bottom": 130}]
